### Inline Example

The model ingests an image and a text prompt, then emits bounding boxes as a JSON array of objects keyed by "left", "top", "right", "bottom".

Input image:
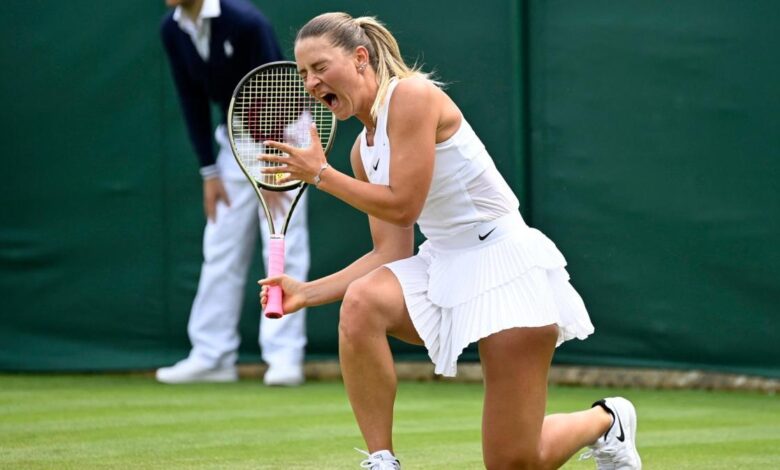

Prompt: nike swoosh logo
[
  {"left": 372, "top": 160, "right": 379, "bottom": 171},
  {"left": 615, "top": 413, "right": 625, "bottom": 442},
  {"left": 478, "top": 227, "right": 497, "bottom": 241}
]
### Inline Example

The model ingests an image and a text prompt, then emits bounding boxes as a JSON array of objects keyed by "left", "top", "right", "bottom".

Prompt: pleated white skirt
[{"left": 385, "top": 212, "right": 594, "bottom": 377}]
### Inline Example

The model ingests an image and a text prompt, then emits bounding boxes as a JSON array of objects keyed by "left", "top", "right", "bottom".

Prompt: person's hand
[
  {"left": 203, "top": 177, "right": 230, "bottom": 222},
  {"left": 258, "top": 275, "right": 307, "bottom": 315},
  {"left": 260, "top": 123, "right": 326, "bottom": 185}
]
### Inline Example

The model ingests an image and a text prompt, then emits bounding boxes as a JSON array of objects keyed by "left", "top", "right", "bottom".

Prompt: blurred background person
[{"left": 157, "top": 0, "right": 309, "bottom": 386}]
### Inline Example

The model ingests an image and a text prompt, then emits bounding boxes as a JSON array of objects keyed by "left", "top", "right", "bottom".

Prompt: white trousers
[{"left": 187, "top": 176, "right": 309, "bottom": 370}]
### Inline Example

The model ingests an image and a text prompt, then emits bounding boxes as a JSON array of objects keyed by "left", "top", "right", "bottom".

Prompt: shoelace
[{"left": 355, "top": 448, "right": 401, "bottom": 470}]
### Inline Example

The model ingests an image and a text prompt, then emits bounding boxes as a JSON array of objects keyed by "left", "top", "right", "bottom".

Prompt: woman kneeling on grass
[{"left": 259, "top": 11, "right": 642, "bottom": 470}]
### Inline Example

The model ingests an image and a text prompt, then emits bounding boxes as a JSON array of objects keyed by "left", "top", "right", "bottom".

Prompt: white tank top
[{"left": 359, "top": 78, "right": 519, "bottom": 241}]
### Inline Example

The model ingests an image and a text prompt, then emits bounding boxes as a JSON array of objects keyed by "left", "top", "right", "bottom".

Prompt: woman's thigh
[{"left": 342, "top": 267, "right": 424, "bottom": 346}]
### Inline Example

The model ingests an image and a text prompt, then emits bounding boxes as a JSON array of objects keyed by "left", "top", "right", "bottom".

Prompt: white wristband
[{"left": 313, "top": 163, "right": 330, "bottom": 187}]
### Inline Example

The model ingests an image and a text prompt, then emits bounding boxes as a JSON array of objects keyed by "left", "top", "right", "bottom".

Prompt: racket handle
[{"left": 265, "top": 236, "right": 285, "bottom": 319}]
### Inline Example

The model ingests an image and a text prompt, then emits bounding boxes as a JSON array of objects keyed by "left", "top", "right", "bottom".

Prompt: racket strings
[{"left": 231, "top": 65, "right": 335, "bottom": 189}]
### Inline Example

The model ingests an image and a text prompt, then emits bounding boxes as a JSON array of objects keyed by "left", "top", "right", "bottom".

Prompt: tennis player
[{"left": 260, "top": 12, "right": 642, "bottom": 470}]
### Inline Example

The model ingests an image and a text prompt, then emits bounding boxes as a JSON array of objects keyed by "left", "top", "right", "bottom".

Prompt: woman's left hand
[{"left": 260, "top": 123, "right": 326, "bottom": 185}]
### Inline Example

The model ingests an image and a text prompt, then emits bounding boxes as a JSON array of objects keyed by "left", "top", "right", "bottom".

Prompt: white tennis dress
[{"left": 359, "top": 78, "right": 594, "bottom": 377}]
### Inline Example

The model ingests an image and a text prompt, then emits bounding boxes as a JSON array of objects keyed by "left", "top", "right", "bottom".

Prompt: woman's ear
[{"left": 354, "top": 45, "right": 370, "bottom": 69}]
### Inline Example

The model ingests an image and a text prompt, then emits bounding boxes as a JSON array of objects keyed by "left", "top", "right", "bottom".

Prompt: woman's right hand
[
  {"left": 258, "top": 275, "right": 307, "bottom": 315},
  {"left": 260, "top": 123, "right": 327, "bottom": 186}
]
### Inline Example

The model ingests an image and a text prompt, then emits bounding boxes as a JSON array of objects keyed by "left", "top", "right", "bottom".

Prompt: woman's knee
[{"left": 339, "top": 277, "right": 380, "bottom": 340}]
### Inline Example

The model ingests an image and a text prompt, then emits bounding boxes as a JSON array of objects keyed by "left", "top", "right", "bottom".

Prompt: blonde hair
[{"left": 296, "top": 12, "right": 434, "bottom": 120}]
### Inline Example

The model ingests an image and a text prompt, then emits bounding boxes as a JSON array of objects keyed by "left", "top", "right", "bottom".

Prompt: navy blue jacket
[{"left": 161, "top": 0, "right": 283, "bottom": 168}]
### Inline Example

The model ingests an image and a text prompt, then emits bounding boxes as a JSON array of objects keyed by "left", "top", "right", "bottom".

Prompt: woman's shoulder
[
  {"left": 390, "top": 76, "right": 442, "bottom": 111},
  {"left": 390, "top": 76, "right": 460, "bottom": 141},
  {"left": 394, "top": 75, "right": 438, "bottom": 95}
]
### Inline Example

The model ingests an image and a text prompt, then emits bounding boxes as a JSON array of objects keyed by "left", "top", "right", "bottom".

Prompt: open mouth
[{"left": 322, "top": 93, "right": 337, "bottom": 108}]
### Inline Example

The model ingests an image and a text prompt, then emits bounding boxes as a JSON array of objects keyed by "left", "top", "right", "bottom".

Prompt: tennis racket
[{"left": 227, "top": 61, "right": 336, "bottom": 318}]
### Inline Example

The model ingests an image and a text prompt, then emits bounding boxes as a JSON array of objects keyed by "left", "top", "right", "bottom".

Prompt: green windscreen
[{"left": 0, "top": 0, "right": 777, "bottom": 377}]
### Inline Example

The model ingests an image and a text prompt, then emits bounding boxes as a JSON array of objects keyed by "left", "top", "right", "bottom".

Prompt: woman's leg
[
  {"left": 539, "top": 408, "right": 612, "bottom": 468},
  {"left": 339, "top": 267, "right": 423, "bottom": 454},
  {"left": 479, "top": 325, "right": 612, "bottom": 470}
]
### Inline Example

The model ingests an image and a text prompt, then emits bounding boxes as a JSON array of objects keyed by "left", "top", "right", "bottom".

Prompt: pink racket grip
[{"left": 264, "top": 236, "right": 286, "bottom": 319}]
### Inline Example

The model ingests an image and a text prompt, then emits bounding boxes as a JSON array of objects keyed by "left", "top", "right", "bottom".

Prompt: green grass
[{"left": 0, "top": 374, "right": 778, "bottom": 469}]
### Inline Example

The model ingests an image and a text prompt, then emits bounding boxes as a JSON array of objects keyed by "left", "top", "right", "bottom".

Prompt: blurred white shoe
[
  {"left": 263, "top": 363, "right": 304, "bottom": 386},
  {"left": 155, "top": 358, "right": 237, "bottom": 384}
]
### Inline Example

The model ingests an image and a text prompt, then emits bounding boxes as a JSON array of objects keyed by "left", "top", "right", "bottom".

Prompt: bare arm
[
  {"left": 302, "top": 213, "right": 414, "bottom": 306},
  {"left": 259, "top": 137, "right": 414, "bottom": 313}
]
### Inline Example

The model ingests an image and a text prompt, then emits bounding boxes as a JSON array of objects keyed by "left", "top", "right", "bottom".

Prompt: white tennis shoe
[
  {"left": 356, "top": 449, "right": 401, "bottom": 469},
  {"left": 263, "top": 363, "right": 305, "bottom": 386},
  {"left": 155, "top": 358, "right": 237, "bottom": 384},
  {"left": 580, "top": 397, "right": 642, "bottom": 469}
]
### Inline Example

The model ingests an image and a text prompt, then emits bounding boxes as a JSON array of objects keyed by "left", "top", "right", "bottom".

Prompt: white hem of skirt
[{"left": 385, "top": 215, "right": 594, "bottom": 377}]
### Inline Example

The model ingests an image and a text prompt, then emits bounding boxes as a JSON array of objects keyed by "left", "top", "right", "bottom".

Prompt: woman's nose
[{"left": 304, "top": 74, "right": 320, "bottom": 92}]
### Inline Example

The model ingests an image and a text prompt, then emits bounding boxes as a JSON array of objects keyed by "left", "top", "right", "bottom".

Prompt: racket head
[{"left": 227, "top": 61, "right": 337, "bottom": 191}]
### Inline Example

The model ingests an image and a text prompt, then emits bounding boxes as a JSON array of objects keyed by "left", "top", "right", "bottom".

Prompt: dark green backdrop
[{"left": 1, "top": 1, "right": 777, "bottom": 377}]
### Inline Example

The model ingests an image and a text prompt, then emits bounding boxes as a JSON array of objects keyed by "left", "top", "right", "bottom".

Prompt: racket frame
[{"left": 226, "top": 60, "right": 336, "bottom": 317}]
